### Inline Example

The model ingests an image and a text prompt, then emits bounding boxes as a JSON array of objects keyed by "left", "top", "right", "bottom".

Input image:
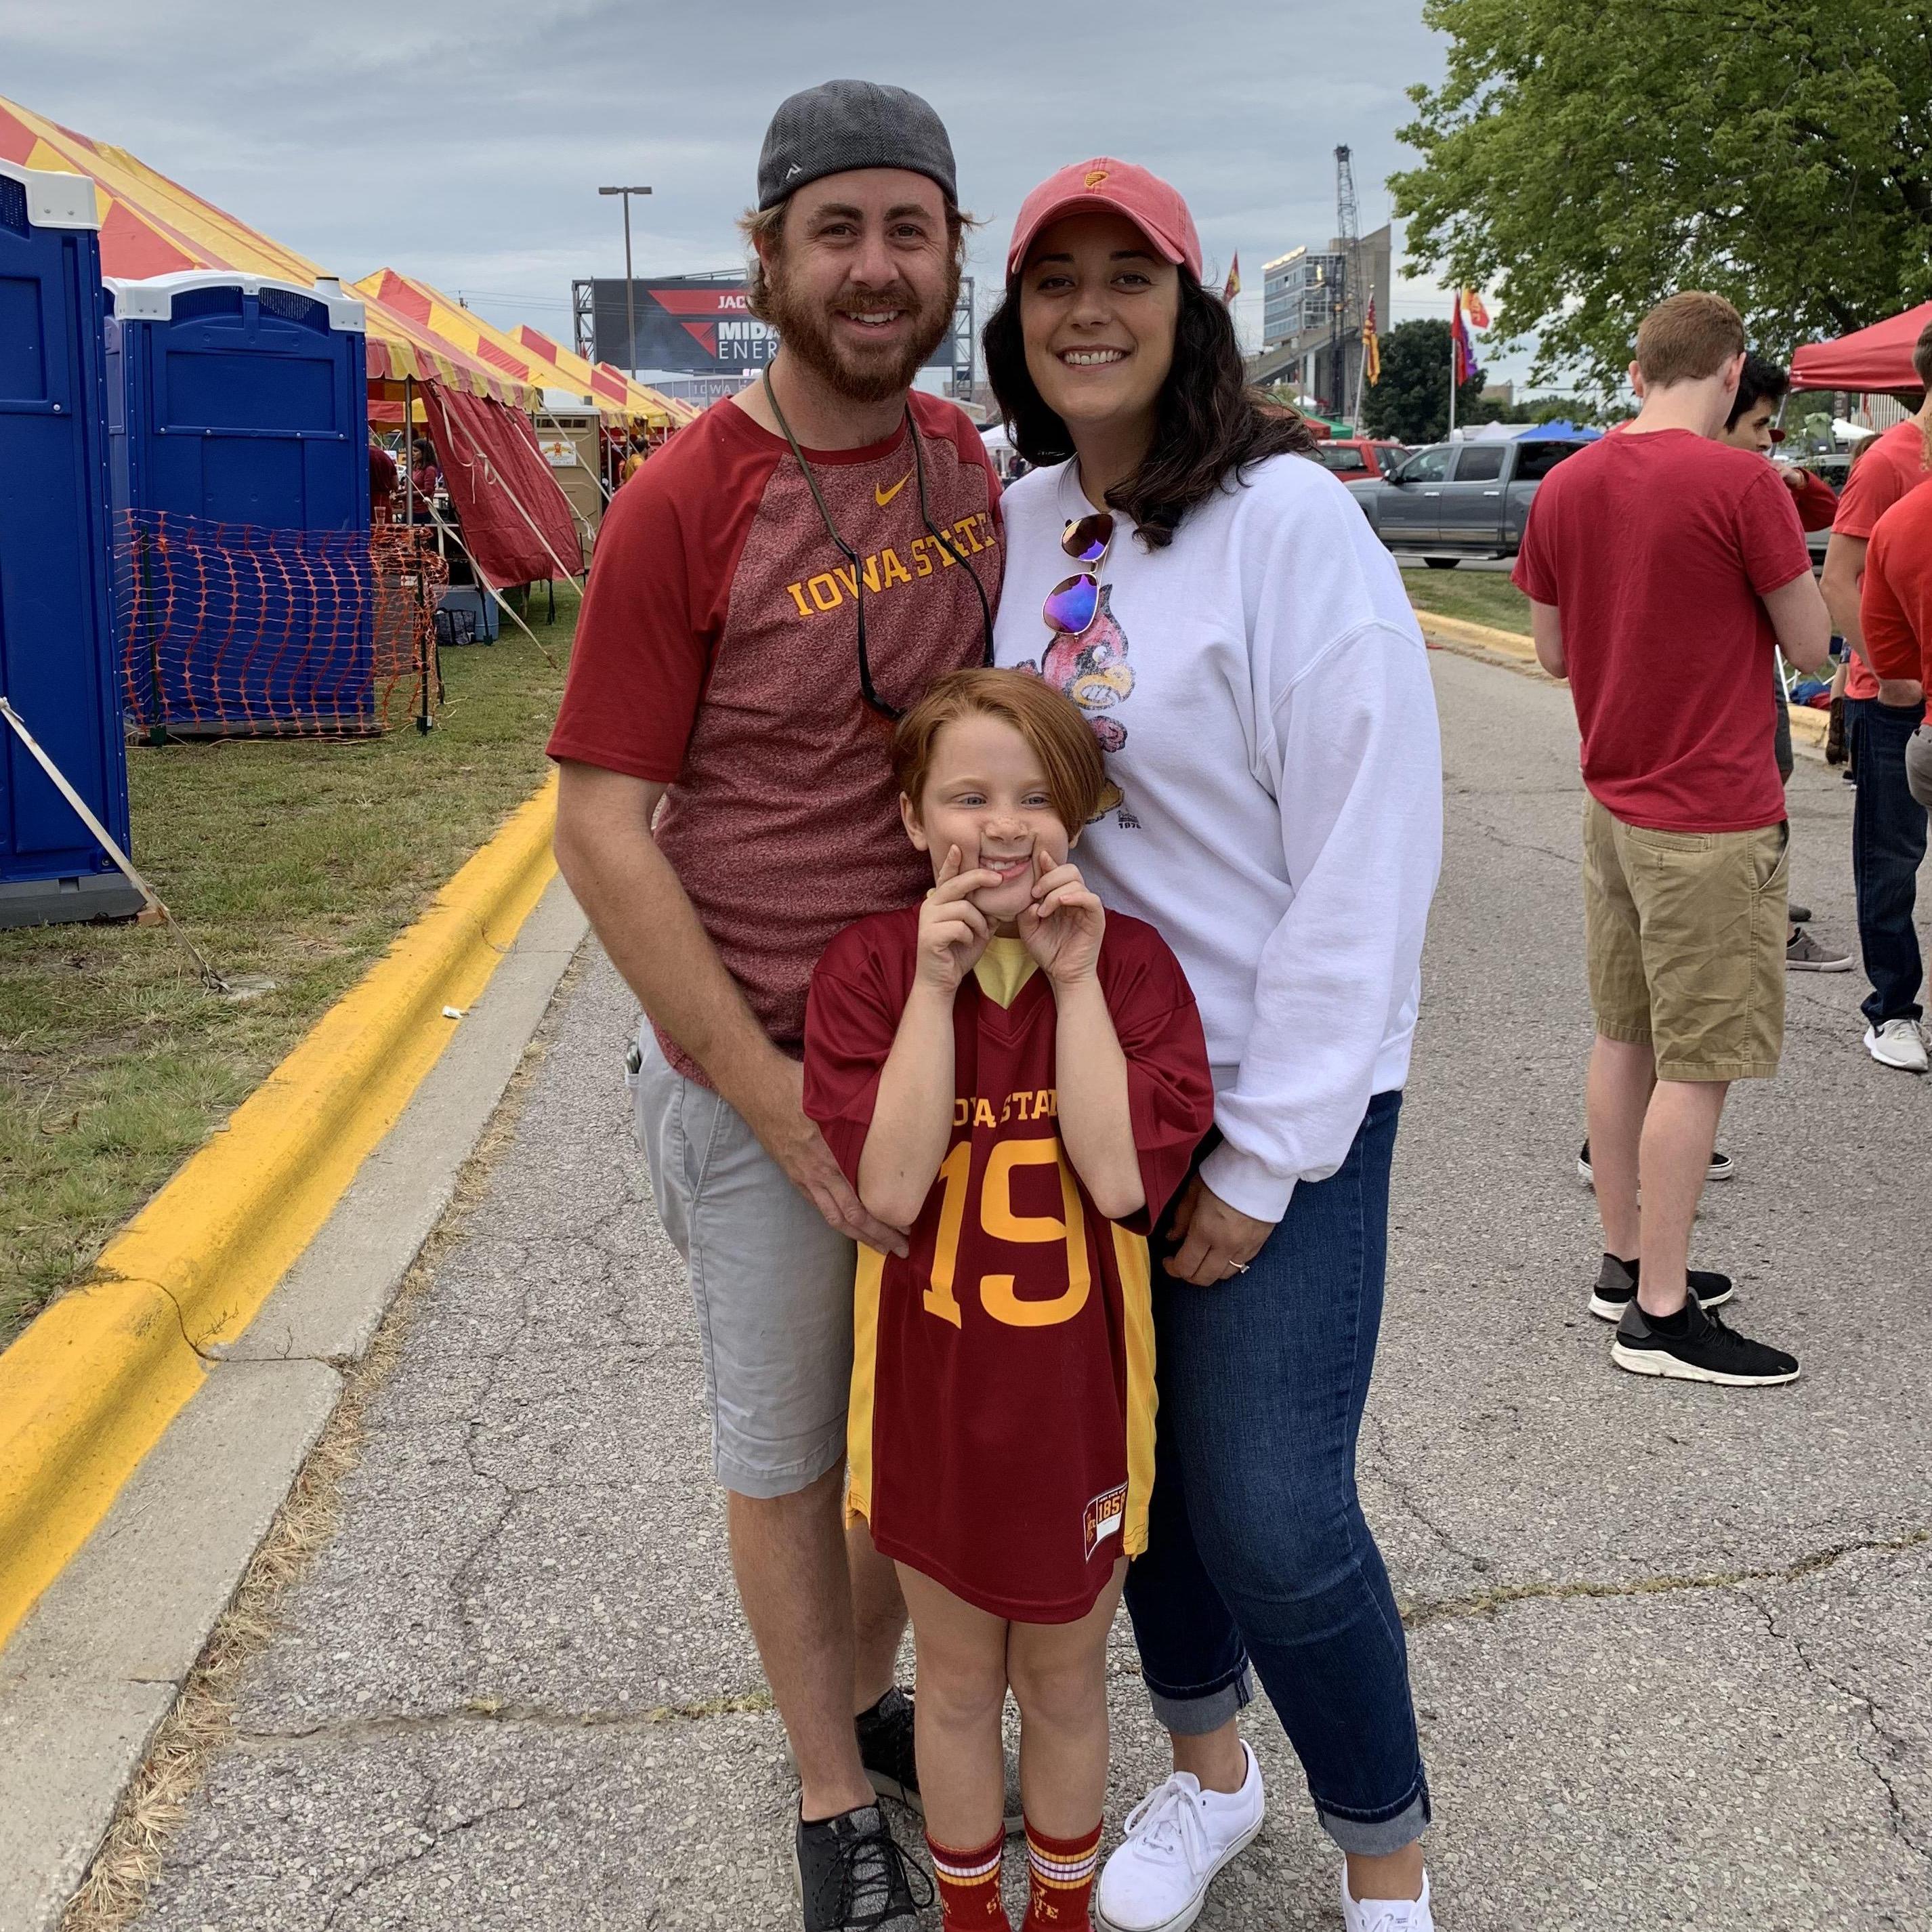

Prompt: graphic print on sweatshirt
[{"left": 1015, "top": 584, "right": 1139, "bottom": 826}]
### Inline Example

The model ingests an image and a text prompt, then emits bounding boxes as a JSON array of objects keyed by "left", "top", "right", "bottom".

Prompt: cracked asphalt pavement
[{"left": 124, "top": 651, "right": 1931, "bottom": 1930}]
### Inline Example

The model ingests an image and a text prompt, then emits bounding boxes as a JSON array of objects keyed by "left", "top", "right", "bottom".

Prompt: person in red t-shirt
[
  {"left": 806, "top": 671, "right": 1213, "bottom": 1932},
  {"left": 548, "top": 81, "right": 1003, "bottom": 1931},
  {"left": 1714, "top": 354, "right": 1850, "bottom": 969},
  {"left": 1820, "top": 320, "right": 1932, "bottom": 1072},
  {"left": 1855, "top": 476, "right": 1932, "bottom": 1072},
  {"left": 1513, "top": 291, "right": 1830, "bottom": 1389}
]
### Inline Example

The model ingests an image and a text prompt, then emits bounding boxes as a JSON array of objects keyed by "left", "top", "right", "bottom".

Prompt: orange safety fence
[{"left": 118, "top": 513, "right": 448, "bottom": 739}]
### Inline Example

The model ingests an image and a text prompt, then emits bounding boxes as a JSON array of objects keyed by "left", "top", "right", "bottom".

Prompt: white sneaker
[
  {"left": 1094, "top": 1744, "right": 1264, "bottom": 1932},
  {"left": 1341, "top": 1865, "right": 1435, "bottom": 1931},
  {"left": 1865, "top": 1018, "right": 1929, "bottom": 1073}
]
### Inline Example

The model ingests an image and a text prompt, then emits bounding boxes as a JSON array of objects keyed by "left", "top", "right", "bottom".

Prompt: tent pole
[
  {"left": 415, "top": 495, "right": 560, "bottom": 670},
  {"left": 406, "top": 374, "right": 433, "bottom": 734},
  {"left": 436, "top": 398, "right": 588, "bottom": 589},
  {"left": 0, "top": 695, "right": 228, "bottom": 990}
]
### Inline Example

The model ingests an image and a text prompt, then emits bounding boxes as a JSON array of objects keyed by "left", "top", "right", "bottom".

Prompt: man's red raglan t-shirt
[
  {"left": 804, "top": 909, "right": 1214, "bottom": 1623},
  {"left": 1833, "top": 418, "right": 1932, "bottom": 700},
  {"left": 547, "top": 393, "right": 1003, "bottom": 1083},
  {"left": 1513, "top": 429, "right": 1811, "bottom": 832}
]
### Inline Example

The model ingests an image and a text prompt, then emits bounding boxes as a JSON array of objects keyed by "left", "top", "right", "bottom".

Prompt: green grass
[
  {"left": 1403, "top": 568, "right": 1532, "bottom": 636},
  {"left": 0, "top": 592, "right": 576, "bottom": 1346}
]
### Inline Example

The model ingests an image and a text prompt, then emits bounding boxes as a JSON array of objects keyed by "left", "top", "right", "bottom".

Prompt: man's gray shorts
[
  {"left": 1908, "top": 723, "right": 1932, "bottom": 810},
  {"left": 630, "top": 1030, "right": 856, "bottom": 1499}
]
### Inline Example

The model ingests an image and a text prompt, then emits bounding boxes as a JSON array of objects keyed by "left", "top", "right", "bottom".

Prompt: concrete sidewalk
[{"left": 107, "top": 650, "right": 1930, "bottom": 1931}]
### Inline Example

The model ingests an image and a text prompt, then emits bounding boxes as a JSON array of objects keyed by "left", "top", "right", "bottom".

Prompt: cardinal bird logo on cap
[
  {"left": 1019, "top": 586, "right": 1135, "bottom": 820},
  {"left": 1084, "top": 168, "right": 1110, "bottom": 190}
]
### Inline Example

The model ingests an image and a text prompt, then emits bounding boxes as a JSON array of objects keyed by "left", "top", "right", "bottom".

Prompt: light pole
[{"left": 597, "top": 185, "right": 652, "bottom": 377}]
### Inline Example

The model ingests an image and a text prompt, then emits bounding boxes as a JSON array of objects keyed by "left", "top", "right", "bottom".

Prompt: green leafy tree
[
  {"left": 1392, "top": 1, "right": 1932, "bottom": 394},
  {"left": 1359, "top": 320, "right": 1488, "bottom": 442}
]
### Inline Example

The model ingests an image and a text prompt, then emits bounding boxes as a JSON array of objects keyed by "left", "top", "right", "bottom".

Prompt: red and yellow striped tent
[
  {"left": 352, "top": 270, "right": 681, "bottom": 429},
  {"left": 504, "top": 326, "right": 694, "bottom": 427},
  {"left": 0, "top": 93, "right": 532, "bottom": 408},
  {"left": 510, "top": 325, "right": 695, "bottom": 429}
]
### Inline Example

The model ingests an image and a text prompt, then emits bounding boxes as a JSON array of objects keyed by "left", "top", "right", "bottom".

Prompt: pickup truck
[{"left": 1344, "top": 434, "right": 1592, "bottom": 564}]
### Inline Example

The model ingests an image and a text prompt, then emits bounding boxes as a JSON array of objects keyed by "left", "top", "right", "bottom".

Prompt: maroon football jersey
[{"left": 805, "top": 908, "right": 1213, "bottom": 1623}]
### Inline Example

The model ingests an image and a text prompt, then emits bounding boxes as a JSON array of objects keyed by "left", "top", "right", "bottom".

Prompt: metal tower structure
[{"left": 1332, "top": 144, "right": 1364, "bottom": 421}]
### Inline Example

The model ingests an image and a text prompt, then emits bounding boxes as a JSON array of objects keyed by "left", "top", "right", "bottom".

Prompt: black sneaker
[
  {"left": 1788, "top": 902, "right": 1813, "bottom": 925},
  {"left": 856, "top": 1686, "right": 1023, "bottom": 1834},
  {"left": 1588, "top": 1254, "right": 1734, "bottom": 1322},
  {"left": 795, "top": 1803, "right": 929, "bottom": 1931},
  {"left": 1578, "top": 1140, "right": 1735, "bottom": 1185},
  {"left": 1611, "top": 1298, "right": 1799, "bottom": 1387}
]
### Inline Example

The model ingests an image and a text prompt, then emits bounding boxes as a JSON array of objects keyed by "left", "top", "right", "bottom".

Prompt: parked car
[
  {"left": 1308, "top": 437, "right": 1407, "bottom": 482},
  {"left": 1803, "top": 450, "right": 1853, "bottom": 492},
  {"left": 1345, "top": 434, "right": 1593, "bottom": 563}
]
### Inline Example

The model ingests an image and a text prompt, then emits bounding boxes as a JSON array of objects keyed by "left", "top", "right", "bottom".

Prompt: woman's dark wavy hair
[{"left": 983, "top": 267, "right": 1316, "bottom": 549}]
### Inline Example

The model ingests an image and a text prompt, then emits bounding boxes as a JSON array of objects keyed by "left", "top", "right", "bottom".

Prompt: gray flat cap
[{"left": 757, "top": 79, "right": 957, "bottom": 211}]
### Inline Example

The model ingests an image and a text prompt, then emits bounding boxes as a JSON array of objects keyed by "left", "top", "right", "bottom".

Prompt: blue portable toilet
[
  {"left": 0, "top": 160, "right": 143, "bottom": 927},
  {"left": 104, "top": 271, "right": 375, "bottom": 735}
]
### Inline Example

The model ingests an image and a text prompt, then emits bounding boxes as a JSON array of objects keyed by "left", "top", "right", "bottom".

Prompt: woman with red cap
[{"left": 986, "top": 161, "right": 1444, "bottom": 1932}]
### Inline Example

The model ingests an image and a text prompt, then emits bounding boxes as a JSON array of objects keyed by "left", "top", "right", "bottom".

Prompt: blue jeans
[
  {"left": 1124, "top": 1091, "right": 1429, "bottom": 1856},
  {"left": 1845, "top": 696, "right": 1928, "bottom": 1027}
]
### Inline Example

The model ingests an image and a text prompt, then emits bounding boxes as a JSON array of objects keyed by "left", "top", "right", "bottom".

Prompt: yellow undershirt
[{"left": 972, "top": 935, "right": 1038, "bottom": 1008}]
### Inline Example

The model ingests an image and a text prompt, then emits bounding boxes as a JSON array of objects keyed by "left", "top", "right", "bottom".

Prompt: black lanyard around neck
[{"left": 761, "top": 366, "right": 994, "bottom": 719}]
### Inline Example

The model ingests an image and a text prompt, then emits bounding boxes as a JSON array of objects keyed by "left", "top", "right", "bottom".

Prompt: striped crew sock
[
  {"left": 1022, "top": 1818, "right": 1102, "bottom": 1929},
  {"left": 928, "top": 1828, "right": 1011, "bottom": 1928}
]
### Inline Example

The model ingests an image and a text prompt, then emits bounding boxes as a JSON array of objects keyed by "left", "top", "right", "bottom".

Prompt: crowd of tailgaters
[{"left": 541, "top": 75, "right": 1932, "bottom": 1932}]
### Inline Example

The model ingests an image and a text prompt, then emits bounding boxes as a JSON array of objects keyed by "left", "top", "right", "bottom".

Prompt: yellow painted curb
[
  {"left": 1412, "top": 607, "right": 1538, "bottom": 659},
  {"left": 1787, "top": 702, "right": 1829, "bottom": 745},
  {"left": 0, "top": 773, "right": 560, "bottom": 1647},
  {"left": 1412, "top": 604, "right": 1836, "bottom": 749}
]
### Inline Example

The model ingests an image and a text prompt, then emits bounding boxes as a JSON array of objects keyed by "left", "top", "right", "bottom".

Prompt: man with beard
[{"left": 549, "top": 81, "right": 1001, "bottom": 1932}]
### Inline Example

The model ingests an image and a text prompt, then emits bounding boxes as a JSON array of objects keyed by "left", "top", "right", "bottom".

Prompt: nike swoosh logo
[{"left": 875, "top": 471, "right": 911, "bottom": 508}]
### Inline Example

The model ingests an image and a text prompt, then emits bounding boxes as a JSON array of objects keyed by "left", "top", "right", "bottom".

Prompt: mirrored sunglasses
[{"left": 1042, "top": 513, "right": 1114, "bottom": 638}]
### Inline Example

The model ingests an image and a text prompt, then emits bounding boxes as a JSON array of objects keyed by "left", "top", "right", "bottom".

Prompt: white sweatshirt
[{"left": 992, "top": 453, "right": 1443, "bottom": 1221}]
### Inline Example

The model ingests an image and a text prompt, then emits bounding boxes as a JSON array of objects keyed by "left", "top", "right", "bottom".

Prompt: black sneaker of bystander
[
  {"left": 1587, "top": 1253, "right": 1735, "bottom": 1322},
  {"left": 1610, "top": 1297, "right": 1799, "bottom": 1386},
  {"left": 1578, "top": 1141, "right": 1736, "bottom": 1185}
]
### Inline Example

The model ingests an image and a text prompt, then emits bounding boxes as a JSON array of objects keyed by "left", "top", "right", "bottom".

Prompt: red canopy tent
[{"left": 1790, "top": 303, "right": 1932, "bottom": 393}]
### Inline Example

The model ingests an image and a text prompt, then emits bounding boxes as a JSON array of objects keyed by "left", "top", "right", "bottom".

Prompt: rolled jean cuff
[
  {"left": 1314, "top": 1777, "right": 1432, "bottom": 1857},
  {"left": 1145, "top": 1662, "right": 1253, "bottom": 1736}
]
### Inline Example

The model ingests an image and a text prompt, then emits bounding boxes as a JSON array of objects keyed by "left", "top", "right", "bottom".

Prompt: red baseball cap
[{"left": 1006, "top": 158, "right": 1204, "bottom": 285}]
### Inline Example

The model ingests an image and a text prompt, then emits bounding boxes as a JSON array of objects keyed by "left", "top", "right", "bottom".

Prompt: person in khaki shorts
[{"left": 1513, "top": 292, "right": 1832, "bottom": 1387}]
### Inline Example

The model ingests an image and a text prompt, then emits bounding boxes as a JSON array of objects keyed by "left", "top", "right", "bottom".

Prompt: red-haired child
[{"left": 805, "top": 670, "right": 1214, "bottom": 1930}]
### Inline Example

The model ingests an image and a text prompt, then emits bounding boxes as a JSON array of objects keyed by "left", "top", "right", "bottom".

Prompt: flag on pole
[
  {"left": 1362, "top": 298, "right": 1381, "bottom": 386},
  {"left": 1461, "top": 287, "right": 1490, "bottom": 330},
  {"left": 1451, "top": 297, "right": 1482, "bottom": 389},
  {"left": 1222, "top": 253, "right": 1241, "bottom": 303}
]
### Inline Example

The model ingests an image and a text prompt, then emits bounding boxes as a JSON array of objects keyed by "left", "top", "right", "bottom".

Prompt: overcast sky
[{"left": 0, "top": 0, "right": 1536, "bottom": 385}]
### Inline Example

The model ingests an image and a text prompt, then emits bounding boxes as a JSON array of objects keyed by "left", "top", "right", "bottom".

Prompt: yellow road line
[
  {"left": 0, "top": 774, "right": 561, "bottom": 1647},
  {"left": 1410, "top": 604, "right": 1832, "bottom": 746}
]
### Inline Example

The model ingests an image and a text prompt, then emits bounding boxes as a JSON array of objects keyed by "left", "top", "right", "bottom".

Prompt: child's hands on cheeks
[
  {"left": 916, "top": 846, "right": 998, "bottom": 996},
  {"left": 1020, "top": 847, "right": 1106, "bottom": 986}
]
